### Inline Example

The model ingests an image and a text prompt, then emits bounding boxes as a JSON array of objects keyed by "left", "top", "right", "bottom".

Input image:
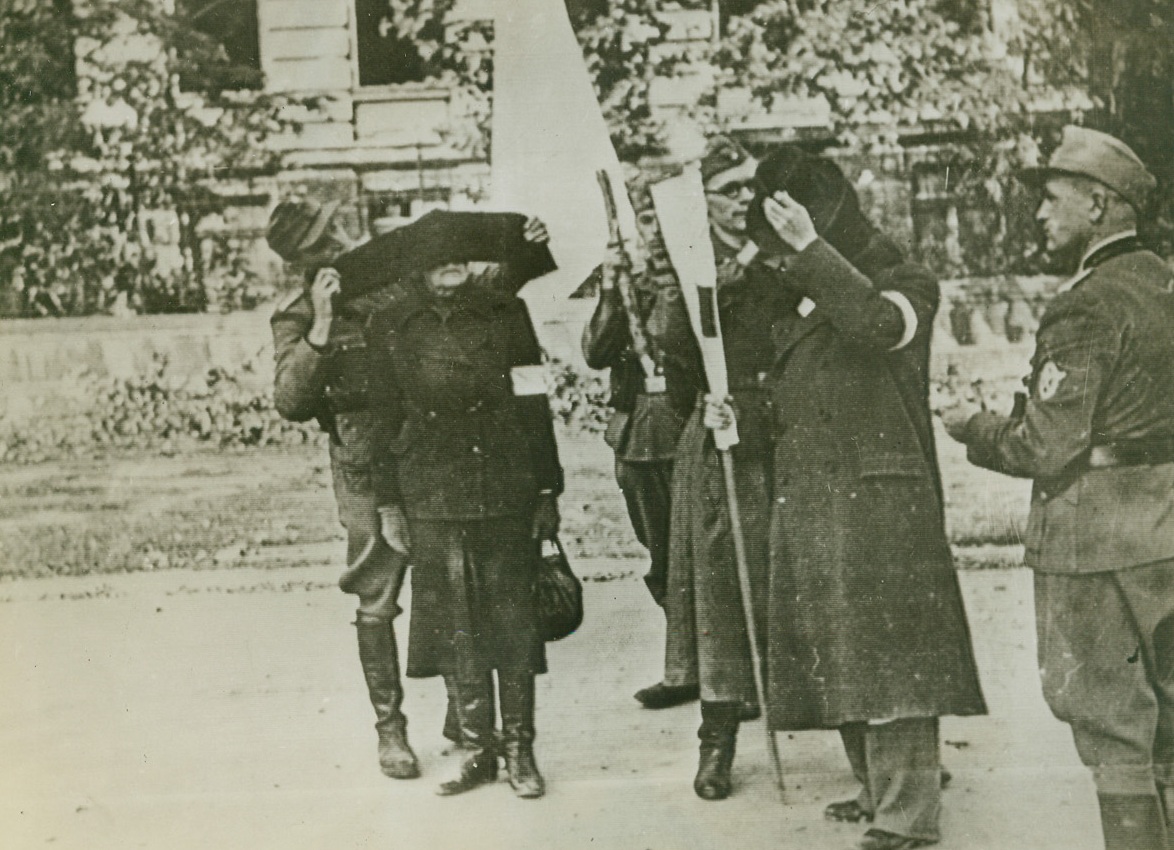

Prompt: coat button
[{"left": 472, "top": 445, "right": 482, "bottom": 455}]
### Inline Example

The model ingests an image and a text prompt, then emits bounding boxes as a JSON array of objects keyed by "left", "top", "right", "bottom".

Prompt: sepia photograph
[{"left": 2, "top": 1, "right": 1174, "bottom": 848}]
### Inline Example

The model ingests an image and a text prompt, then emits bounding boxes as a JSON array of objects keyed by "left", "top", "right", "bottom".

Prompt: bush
[
  {"left": 1, "top": 355, "right": 613, "bottom": 464},
  {"left": 548, "top": 357, "right": 610, "bottom": 435},
  {"left": 0, "top": 355, "right": 321, "bottom": 463}
]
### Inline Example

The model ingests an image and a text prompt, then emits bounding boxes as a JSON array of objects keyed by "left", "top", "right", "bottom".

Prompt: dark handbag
[{"left": 535, "top": 538, "right": 583, "bottom": 642}]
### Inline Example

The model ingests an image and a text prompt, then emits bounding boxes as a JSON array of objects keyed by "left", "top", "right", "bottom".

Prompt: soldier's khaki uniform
[
  {"left": 581, "top": 275, "right": 684, "bottom": 606},
  {"left": 960, "top": 235, "right": 1174, "bottom": 850},
  {"left": 272, "top": 286, "right": 405, "bottom": 619}
]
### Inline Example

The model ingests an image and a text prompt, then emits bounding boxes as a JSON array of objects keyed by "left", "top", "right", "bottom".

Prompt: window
[
  {"left": 355, "top": 0, "right": 430, "bottom": 87},
  {"left": 178, "top": 0, "right": 262, "bottom": 91}
]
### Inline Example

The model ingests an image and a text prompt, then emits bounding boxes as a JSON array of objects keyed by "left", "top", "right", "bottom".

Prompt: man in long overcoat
[
  {"left": 657, "top": 136, "right": 784, "bottom": 801},
  {"left": 364, "top": 212, "right": 563, "bottom": 800},
  {"left": 748, "top": 148, "right": 988, "bottom": 850},
  {"left": 943, "top": 126, "right": 1174, "bottom": 850},
  {"left": 267, "top": 201, "right": 551, "bottom": 782}
]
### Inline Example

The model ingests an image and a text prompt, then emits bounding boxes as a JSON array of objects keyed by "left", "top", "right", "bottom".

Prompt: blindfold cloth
[{"left": 334, "top": 210, "right": 558, "bottom": 302}]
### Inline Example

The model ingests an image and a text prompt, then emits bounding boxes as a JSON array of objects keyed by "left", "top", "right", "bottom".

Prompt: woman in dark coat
[
  {"left": 365, "top": 212, "right": 563, "bottom": 800},
  {"left": 745, "top": 149, "right": 988, "bottom": 850}
]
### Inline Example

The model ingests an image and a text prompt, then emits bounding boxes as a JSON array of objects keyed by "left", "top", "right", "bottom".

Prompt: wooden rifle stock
[{"left": 595, "top": 170, "right": 656, "bottom": 380}]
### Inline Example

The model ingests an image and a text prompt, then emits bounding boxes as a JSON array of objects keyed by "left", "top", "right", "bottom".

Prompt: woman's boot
[
  {"left": 441, "top": 673, "right": 497, "bottom": 754},
  {"left": 694, "top": 701, "right": 740, "bottom": 800},
  {"left": 436, "top": 675, "right": 498, "bottom": 796},
  {"left": 355, "top": 613, "right": 419, "bottom": 779},
  {"left": 499, "top": 672, "right": 545, "bottom": 799}
]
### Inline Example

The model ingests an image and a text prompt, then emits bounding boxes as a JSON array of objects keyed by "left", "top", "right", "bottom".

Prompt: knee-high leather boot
[
  {"left": 436, "top": 674, "right": 498, "bottom": 796},
  {"left": 694, "top": 701, "right": 740, "bottom": 800},
  {"left": 355, "top": 614, "right": 419, "bottom": 779},
  {"left": 500, "top": 672, "right": 544, "bottom": 799}
]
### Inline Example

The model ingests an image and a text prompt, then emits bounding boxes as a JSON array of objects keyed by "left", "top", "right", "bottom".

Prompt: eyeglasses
[{"left": 705, "top": 179, "right": 756, "bottom": 200}]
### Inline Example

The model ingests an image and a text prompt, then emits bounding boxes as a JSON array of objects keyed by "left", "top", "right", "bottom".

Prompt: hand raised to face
[{"left": 762, "top": 192, "right": 818, "bottom": 253}]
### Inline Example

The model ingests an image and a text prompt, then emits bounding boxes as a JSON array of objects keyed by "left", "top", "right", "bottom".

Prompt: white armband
[
  {"left": 511, "top": 364, "right": 550, "bottom": 396},
  {"left": 879, "top": 290, "right": 918, "bottom": 351}
]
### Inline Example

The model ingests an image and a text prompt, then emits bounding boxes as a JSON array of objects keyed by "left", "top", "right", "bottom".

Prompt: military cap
[
  {"left": 266, "top": 199, "right": 340, "bottom": 262},
  {"left": 334, "top": 210, "right": 557, "bottom": 301},
  {"left": 700, "top": 134, "right": 758, "bottom": 186},
  {"left": 747, "top": 145, "right": 874, "bottom": 260},
  {"left": 1019, "top": 125, "right": 1157, "bottom": 212}
]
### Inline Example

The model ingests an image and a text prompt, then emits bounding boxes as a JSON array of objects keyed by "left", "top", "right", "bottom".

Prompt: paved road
[{"left": 1, "top": 562, "right": 1100, "bottom": 850}]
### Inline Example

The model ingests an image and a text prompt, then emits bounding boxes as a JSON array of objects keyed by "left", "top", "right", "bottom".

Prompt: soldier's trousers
[
  {"left": 1035, "top": 560, "right": 1174, "bottom": 806},
  {"left": 614, "top": 456, "right": 673, "bottom": 605},
  {"left": 840, "top": 719, "right": 941, "bottom": 843},
  {"left": 332, "top": 462, "right": 407, "bottom": 621}
]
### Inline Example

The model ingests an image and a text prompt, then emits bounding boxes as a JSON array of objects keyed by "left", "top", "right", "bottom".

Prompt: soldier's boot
[
  {"left": 500, "top": 672, "right": 545, "bottom": 799},
  {"left": 355, "top": 613, "right": 420, "bottom": 780},
  {"left": 436, "top": 675, "right": 498, "bottom": 796},
  {"left": 693, "top": 701, "right": 740, "bottom": 801},
  {"left": 1097, "top": 793, "right": 1169, "bottom": 850}
]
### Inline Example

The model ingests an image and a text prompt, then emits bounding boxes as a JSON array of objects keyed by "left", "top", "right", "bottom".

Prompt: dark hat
[
  {"left": 266, "top": 199, "right": 340, "bottom": 262},
  {"left": 700, "top": 134, "right": 757, "bottom": 185},
  {"left": 1018, "top": 125, "right": 1156, "bottom": 212},
  {"left": 334, "top": 210, "right": 558, "bottom": 301},
  {"left": 746, "top": 145, "right": 873, "bottom": 259}
]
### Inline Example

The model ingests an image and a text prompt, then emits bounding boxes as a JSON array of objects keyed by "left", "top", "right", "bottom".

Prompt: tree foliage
[
  {"left": 573, "top": 0, "right": 690, "bottom": 161},
  {"left": 1, "top": 0, "right": 299, "bottom": 317},
  {"left": 712, "top": 0, "right": 1088, "bottom": 143},
  {"left": 1076, "top": 0, "right": 1174, "bottom": 252}
]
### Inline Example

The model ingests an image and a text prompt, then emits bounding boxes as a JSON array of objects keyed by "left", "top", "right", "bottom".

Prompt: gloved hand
[
  {"left": 703, "top": 394, "right": 737, "bottom": 432},
  {"left": 377, "top": 504, "right": 412, "bottom": 554},
  {"left": 531, "top": 492, "right": 561, "bottom": 541}
]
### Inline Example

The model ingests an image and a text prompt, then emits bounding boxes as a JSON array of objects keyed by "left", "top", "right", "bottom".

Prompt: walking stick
[{"left": 649, "top": 168, "right": 785, "bottom": 799}]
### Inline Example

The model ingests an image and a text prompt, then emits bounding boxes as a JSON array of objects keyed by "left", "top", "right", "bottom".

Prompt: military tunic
[
  {"left": 581, "top": 270, "right": 686, "bottom": 605},
  {"left": 271, "top": 286, "right": 406, "bottom": 620},
  {"left": 366, "top": 278, "right": 563, "bottom": 679},
  {"left": 958, "top": 235, "right": 1174, "bottom": 798}
]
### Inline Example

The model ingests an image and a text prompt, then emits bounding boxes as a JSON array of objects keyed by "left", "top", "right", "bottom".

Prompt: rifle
[{"left": 595, "top": 169, "right": 660, "bottom": 390}]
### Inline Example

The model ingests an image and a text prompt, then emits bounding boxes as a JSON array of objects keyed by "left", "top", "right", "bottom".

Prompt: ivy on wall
[{"left": 1, "top": 0, "right": 302, "bottom": 317}]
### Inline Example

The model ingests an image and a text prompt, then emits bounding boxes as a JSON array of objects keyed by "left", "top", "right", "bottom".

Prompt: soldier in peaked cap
[
  {"left": 942, "top": 125, "right": 1174, "bottom": 850},
  {"left": 266, "top": 199, "right": 552, "bottom": 782},
  {"left": 362, "top": 212, "right": 564, "bottom": 801},
  {"left": 655, "top": 134, "right": 787, "bottom": 801}
]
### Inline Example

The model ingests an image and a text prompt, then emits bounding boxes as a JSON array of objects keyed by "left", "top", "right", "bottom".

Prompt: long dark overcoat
[
  {"left": 365, "top": 278, "right": 563, "bottom": 678},
  {"left": 765, "top": 235, "right": 987, "bottom": 730},
  {"left": 661, "top": 260, "right": 782, "bottom": 704}
]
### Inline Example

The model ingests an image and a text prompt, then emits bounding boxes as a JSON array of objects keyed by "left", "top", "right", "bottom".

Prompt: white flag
[{"left": 491, "top": 0, "right": 636, "bottom": 308}]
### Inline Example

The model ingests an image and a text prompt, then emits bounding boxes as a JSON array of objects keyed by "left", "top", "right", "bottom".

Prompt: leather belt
[{"left": 1088, "top": 435, "right": 1174, "bottom": 469}]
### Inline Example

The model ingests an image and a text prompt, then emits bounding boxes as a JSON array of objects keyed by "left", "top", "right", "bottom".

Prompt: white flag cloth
[
  {"left": 650, "top": 167, "right": 738, "bottom": 449},
  {"left": 491, "top": 0, "right": 636, "bottom": 310}
]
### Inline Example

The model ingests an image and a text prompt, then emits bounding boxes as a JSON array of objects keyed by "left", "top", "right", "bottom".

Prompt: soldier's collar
[
  {"left": 1059, "top": 230, "right": 1140, "bottom": 293},
  {"left": 1081, "top": 229, "right": 1139, "bottom": 270}
]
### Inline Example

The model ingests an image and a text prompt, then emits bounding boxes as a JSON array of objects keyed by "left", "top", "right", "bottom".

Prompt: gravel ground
[{"left": 0, "top": 561, "right": 1099, "bottom": 850}]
